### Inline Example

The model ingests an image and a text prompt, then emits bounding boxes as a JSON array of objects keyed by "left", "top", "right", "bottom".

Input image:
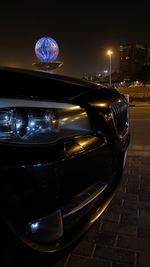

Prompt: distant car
[{"left": 0, "top": 67, "right": 130, "bottom": 252}]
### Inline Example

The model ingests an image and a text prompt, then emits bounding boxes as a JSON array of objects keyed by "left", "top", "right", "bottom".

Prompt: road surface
[{"left": 129, "top": 106, "right": 150, "bottom": 155}]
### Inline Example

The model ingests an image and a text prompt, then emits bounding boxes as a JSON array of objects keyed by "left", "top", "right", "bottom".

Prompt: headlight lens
[
  {"left": 0, "top": 99, "right": 91, "bottom": 144},
  {"left": 12, "top": 108, "right": 28, "bottom": 137}
]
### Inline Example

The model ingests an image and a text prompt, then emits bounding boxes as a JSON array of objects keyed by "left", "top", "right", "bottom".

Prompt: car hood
[{"left": 0, "top": 67, "right": 123, "bottom": 107}]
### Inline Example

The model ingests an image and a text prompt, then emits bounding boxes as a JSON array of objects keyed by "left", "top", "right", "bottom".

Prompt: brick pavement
[{"left": 54, "top": 156, "right": 150, "bottom": 267}]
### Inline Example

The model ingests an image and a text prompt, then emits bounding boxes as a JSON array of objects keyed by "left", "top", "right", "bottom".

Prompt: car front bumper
[
  {"left": 0, "top": 97, "right": 130, "bottom": 252},
  {"left": 0, "top": 136, "right": 129, "bottom": 252}
]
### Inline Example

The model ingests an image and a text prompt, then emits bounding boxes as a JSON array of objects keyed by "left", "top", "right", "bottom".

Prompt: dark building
[{"left": 119, "top": 44, "right": 148, "bottom": 78}]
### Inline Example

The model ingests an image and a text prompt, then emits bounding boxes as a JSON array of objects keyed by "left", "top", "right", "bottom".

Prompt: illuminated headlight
[{"left": 0, "top": 99, "right": 91, "bottom": 144}]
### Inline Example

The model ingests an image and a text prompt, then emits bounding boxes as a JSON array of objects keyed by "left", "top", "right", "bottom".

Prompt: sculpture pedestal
[{"left": 32, "top": 61, "right": 63, "bottom": 71}]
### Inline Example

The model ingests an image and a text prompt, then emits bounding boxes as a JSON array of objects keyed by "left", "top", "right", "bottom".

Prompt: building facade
[{"left": 119, "top": 44, "right": 148, "bottom": 78}]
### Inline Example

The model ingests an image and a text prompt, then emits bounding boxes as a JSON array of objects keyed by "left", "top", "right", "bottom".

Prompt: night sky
[{"left": 0, "top": 1, "right": 150, "bottom": 77}]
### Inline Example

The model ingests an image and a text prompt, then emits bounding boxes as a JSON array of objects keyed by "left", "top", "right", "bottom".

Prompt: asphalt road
[{"left": 129, "top": 106, "right": 150, "bottom": 154}]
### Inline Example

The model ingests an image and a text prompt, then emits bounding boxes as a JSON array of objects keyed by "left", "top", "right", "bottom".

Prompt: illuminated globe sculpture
[
  {"left": 33, "top": 36, "right": 63, "bottom": 71},
  {"left": 35, "top": 37, "right": 59, "bottom": 63}
]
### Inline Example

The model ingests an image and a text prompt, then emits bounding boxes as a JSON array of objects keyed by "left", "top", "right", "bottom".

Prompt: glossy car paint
[{"left": 0, "top": 67, "right": 130, "bottom": 252}]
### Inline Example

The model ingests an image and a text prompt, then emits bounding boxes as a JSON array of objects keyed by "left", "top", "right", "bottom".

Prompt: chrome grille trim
[{"left": 111, "top": 102, "right": 129, "bottom": 136}]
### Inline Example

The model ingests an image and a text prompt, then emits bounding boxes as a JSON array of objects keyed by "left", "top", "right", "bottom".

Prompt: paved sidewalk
[{"left": 54, "top": 156, "right": 150, "bottom": 267}]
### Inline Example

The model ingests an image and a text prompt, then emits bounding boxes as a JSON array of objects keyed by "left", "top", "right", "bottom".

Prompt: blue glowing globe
[{"left": 35, "top": 37, "right": 59, "bottom": 63}]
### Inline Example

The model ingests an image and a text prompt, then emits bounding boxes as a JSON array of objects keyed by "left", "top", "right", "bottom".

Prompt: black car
[{"left": 0, "top": 67, "right": 130, "bottom": 252}]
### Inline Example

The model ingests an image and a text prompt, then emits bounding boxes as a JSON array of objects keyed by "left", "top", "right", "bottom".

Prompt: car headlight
[{"left": 0, "top": 98, "right": 91, "bottom": 144}]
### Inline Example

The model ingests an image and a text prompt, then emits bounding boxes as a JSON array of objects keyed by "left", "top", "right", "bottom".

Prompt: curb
[
  {"left": 129, "top": 103, "right": 150, "bottom": 107},
  {"left": 128, "top": 151, "right": 150, "bottom": 156}
]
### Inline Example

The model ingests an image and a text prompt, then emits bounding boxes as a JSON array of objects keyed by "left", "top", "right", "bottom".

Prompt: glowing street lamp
[{"left": 107, "top": 50, "right": 113, "bottom": 87}]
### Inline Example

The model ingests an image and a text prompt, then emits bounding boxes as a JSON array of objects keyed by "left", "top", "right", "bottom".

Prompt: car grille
[{"left": 111, "top": 102, "right": 128, "bottom": 136}]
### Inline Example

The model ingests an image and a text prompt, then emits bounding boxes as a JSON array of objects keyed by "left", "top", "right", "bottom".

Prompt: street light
[{"left": 107, "top": 50, "right": 113, "bottom": 87}]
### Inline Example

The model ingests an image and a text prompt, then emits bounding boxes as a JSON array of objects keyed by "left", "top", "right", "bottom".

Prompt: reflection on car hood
[{"left": 0, "top": 67, "right": 122, "bottom": 105}]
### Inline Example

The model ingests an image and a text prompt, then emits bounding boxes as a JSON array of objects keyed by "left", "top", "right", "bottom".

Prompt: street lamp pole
[{"left": 107, "top": 50, "right": 113, "bottom": 88}]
